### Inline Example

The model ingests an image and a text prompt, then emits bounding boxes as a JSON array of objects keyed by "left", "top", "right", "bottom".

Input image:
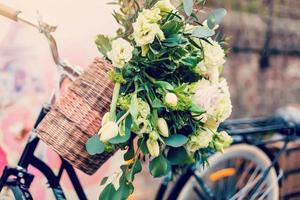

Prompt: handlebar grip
[{"left": 0, "top": 3, "right": 20, "bottom": 21}]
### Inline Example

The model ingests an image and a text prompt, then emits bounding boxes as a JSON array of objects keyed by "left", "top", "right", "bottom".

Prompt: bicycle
[
  {"left": 156, "top": 106, "right": 300, "bottom": 200},
  {"left": 0, "top": 4, "right": 87, "bottom": 199},
  {"left": 1, "top": 3, "right": 300, "bottom": 200}
]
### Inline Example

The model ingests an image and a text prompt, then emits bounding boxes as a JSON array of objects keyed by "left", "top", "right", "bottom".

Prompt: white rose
[
  {"left": 133, "top": 14, "right": 165, "bottom": 47},
  {"left": 107, "top": 38, "right": 134, "bottom": 68},
  {"left": 192, "top": 78, "right": 232, "bottom": 126},
  {"left": 138, "top": 8, "right": 161, "bottom": 23},
  {"left": 197, "top": 38, "right": 225, "bottom": 82},
  {"left": 214, "top": 131, "right": 233, "bottom": 151},
  {"left": 185, "top": 129, "right": 213, "bottom": 153},
  {"left": 153, "top": 0, "right": 175, "bottom": 14}
]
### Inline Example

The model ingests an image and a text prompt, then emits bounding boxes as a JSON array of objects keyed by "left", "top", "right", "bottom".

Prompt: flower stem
[
  {"left": 143, "top": 72, "right": 156, "bottom": 84},
  {"left": 116, "top": 109, "right": 130, "bottom": 125},
  {"left": 110, "top": 82, "right": 121, "bottom": 121}
]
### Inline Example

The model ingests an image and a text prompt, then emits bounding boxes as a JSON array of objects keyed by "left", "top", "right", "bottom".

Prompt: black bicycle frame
[{"left": 0, "top": 104, "right": 87, "bottom": 200}]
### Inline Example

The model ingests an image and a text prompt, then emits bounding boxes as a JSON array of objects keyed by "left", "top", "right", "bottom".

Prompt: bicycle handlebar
[
  {"left": 0, "top": 3, "right": 82, "bottom": 80},
  {"left": 0, "top": 3, "right": 20, "bottom": 21}
]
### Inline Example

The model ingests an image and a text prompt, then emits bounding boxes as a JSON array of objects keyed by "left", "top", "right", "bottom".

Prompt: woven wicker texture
[{"left": 36, "top": 58, "right": 115, "bottom": 175}]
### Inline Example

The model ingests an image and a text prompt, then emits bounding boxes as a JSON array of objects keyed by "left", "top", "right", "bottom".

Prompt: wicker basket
[{"left": 36, "top": 58, "right": 116, "bottom": 175}]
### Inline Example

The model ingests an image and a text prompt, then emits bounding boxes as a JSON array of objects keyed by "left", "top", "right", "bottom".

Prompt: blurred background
[{"left": 0, "top": 0, "right": 299, "bottom": 199}]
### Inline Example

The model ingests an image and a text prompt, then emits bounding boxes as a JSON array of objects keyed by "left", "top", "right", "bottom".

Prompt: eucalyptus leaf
[
  {"left": 116, "top": 175, "right": 134, "bottom": 199},
  {"left": 95, "top": 34, "right": 112, "bottom": 57},
  {"left": 85, "top": 135, "right": 104, "bottom": 155},
  {"left": 99, "top": 184, "right": 117, "bottom": 200},
  {"left": 165, "top": 134, "right": 188, "bottom": 147},
  {"left": 149, "top": 155, "right": 169, "bottom": 177},
  {"left": 183, "top": 0, "right": 193, "bottom": 16},
  {"left": 192, "top": 26, "right": 215, "bottom": 38},
  {"left": 207, "top": 8, "right": 227, "bottom": 29},
  {"left": 167, "top": 147, "right": 194, "bottom": 165}
]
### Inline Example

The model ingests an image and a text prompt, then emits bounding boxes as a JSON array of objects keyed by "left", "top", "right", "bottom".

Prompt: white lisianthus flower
[
  {"left": 101, "top": 112, "right": 111, "bottom": 126},
  {"left": 133, "top": 11, "right": 165, "bottom": 47},
  {"left": 137, "top": 98, "right": 151, "bottom": 118},
  {"left": 213, "top": 131, "right": 233, "bottom": 152},
  {"left": 138, "top": 8, "right": 162, "bottom": 23},
  {"left": 132, "top": 117, "right": 152, "bottom": 135},
  {"left": 197, "top": 38, "right": 225, "bottom": 82},
  {"left": 98, "top": 121, "right": 119, "bottom": 142},
  {"left": 185, "top": 129, "right": 213, "bottom": 154},
  {"left": 192, "top": 78, "right": 232, "bottom": 128},
  {"left": 107, "top": 38, "right": 134, "bottom": 68},
  {"left": 153, "top": 0, "right": 175, "bottom": 14}
]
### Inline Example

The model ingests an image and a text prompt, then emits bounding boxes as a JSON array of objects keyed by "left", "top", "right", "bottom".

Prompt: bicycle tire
[{"left": 167, "top": 144, "right": 279, "bottom": 200}]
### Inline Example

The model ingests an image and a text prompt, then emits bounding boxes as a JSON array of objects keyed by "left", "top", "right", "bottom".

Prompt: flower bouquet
[{"left": 85, "top": 0, "right": 233, "bottom": 199}]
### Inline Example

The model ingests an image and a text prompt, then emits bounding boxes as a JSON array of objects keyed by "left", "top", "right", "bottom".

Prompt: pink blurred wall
[{"left": 0, "top": 0, "right": 125, "bottom": 199}]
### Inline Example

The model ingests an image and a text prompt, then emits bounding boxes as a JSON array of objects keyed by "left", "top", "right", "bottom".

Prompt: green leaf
[
  {"left": 95, "top": 34, "right": 112, "bottom": 57},
  {"left": 207, "top": 8, "right": 227, "bottom": 29},
  {"left": 165, "top": 134, "right": 188, "bottom": 147},
  {"left": 130, "top": 94, "right": 139, "bottom": 119},
  {"left": 109, "top": 130, "right": 131, "bottom": 144},
  {"left": 183, "top": 0, "right": 193, "bottom": 16},
  {"left": 156, "top": 81, "right": 174, "bottom": 90},
  {"left": 124, "top": 142, "right": 135, "bottom": 161},
  {"left": 192, "top": 26, "right": 215, "bottom": 38},
  {"left": 152, "top": 98, "right": 165, "bottom": 109},
  {"left": 116, "top": 175, "right": 134, "bottom": 199},
  {"left": 189, "top": 103, "right": 205, "bottom": 114},
  {"left": 99, "top": 183, "right": 117, "bottom": 200},
  {"left": 167, "top": 147, "right": 194, "bottom": 165},
  {"left": 161, "top": 20, "right": 183, "bottom": 36},
  {"left": 85, "top": 135, "right": 104, "bottom": 155},
  {"left": 162, "top": 34, "right": 187, "bottom": 47},
  {"left": 128, "top": 159, "right": 142, "bottom": 182},
  {"left": 100, "top": 177, "right": 109, "bottom": 186},
  {"left": 119, "top": 120, "right": 126, "bottom": 137},
  {"left": 138, "top": 138, "right": 149, "bottom": 154},
  {"left": 149, "top": 155, "right": 169, "bottom": 177},
  {"left": 180, "top": 56, "right": 201, "bottom": 69}
]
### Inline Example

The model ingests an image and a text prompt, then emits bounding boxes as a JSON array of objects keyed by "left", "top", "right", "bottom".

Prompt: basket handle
[{"left": 0, "top": 3, "right": 20, "bottom": 21}]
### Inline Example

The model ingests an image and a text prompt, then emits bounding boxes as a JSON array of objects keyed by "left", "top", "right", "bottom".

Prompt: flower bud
[
  {"left": 157, "top": 118, "right": 169, "bottom": 137},
  {"left": 98, "top": 121, "right": 119, "bottom": 142},
  {"left": 101, "top": 112, "right": 111, "bottom": 126},
  {"left": 165, "top": 92, "right": 178, "bottom": 107},
  {"left": 146, "top": 139, "right": 160, "bottom": 158},
  {"left": 149, "top": 131, "right": 159, "bottom": 140}
]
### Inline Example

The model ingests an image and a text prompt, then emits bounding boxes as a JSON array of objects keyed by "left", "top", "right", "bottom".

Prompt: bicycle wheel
[
  {"left": 0, "top": 180, "right": 32, "bottom": 200},
  {"left": 168, "top": 144, "right": 279, "bottom": 200}
]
